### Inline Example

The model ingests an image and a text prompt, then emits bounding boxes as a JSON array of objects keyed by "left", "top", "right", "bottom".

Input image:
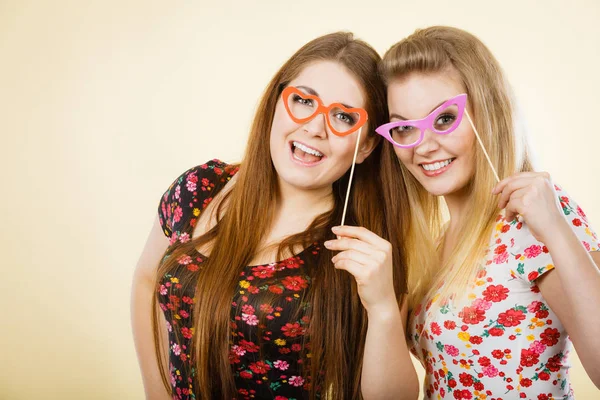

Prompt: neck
[
  {"left": 276, "top": 178, "right": 334, "bottom": 224},
  {"left": 444, "top": 184, "right": 472, "bottom": 236}
]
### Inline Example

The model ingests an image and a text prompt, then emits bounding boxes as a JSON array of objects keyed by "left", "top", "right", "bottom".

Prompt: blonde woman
[{"left": 375, "top": 26, "right": 600, "bottom": 399}]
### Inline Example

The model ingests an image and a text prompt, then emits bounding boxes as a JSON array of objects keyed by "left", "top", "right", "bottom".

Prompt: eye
[
  {"left": 292, "top": 94, "right": 314, "bottom": 107},
  {"left": 391, "top": 125, "right": 414, "bottom": 135},
  {"left": 334, "top": 112, "right": 356, "bottom": 126},
  {"left": 435, "top": 114, "right": 456, "bottom": 126}
]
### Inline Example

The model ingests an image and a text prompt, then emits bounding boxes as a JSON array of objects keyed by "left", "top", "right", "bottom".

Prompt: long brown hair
[
  {"left": 152, "top": 32, "right": 409, "bottom": 399},
  {"left": 379, "top": 26, "right": 535, "bottom": 313}
]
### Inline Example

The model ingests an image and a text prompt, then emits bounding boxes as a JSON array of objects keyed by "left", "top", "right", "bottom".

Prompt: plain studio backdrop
[{"left": 1, "top": 0, "right": 598, "bottom": 398}]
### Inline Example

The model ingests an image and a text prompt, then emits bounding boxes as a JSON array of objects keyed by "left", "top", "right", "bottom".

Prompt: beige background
[{"left": 1, "top": 0, "right": 598, "bottom": 398}]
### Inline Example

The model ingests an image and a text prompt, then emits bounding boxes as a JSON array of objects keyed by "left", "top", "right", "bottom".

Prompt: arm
[
  {"left": 325, "top": 226, "right": 419, "bottom": 400},
  {"left": 131, "top": 215, "right": 172, "bottom": 399},
  {"left": 361, "top": 299, "right": 419, "bottom": 400},
  {"left": 494, "top": 172, "right": 600, "bottom": 388},
  {"left": 537, "top": 226, "right": 600, "bottom": 388}
]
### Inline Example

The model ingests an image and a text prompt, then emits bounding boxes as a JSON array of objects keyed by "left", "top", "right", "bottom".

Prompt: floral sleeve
[
  {"left": 511, "top": 184, "right": 600, "bottom": 284},
  {"left": 157, "top": 159, "right": 231, "bottom": 244}
]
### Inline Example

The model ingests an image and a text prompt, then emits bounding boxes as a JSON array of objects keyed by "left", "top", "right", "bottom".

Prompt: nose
[
  {"left": 302, "top": 112, "right": 327, "bottom": 138},
  {"left": 414, "top": 128, "right": 440, "bottom": 156}
]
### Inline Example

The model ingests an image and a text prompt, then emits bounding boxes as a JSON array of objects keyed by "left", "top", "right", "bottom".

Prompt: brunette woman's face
[{"left": 269, "top": 61, "right": 374, "bottom": 193}]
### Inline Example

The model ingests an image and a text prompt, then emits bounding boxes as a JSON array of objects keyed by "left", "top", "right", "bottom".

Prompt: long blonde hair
[{"left": 379, "top": 26, "right": 535, "bottom": 311}]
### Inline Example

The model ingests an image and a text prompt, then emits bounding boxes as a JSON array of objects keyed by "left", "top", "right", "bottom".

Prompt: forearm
[
  {"left": 544, "top": 219, "right": 600, "bottom": 382},
  {"left": 361, "top": 303, "right": 419, "bottom": 400}
]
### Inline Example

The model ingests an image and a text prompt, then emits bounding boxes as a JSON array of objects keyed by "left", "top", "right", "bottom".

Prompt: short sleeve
[
  {"left": 511, "top": 184, "right": 600, "bottom": 284},
  {"left": 157, "top": 159, "right": 234, "bottom": 243}
]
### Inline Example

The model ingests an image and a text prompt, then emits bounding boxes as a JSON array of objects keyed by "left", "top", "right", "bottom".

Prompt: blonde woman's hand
[
  {"left": 492, "top": 171, "right": 567, "bottom": 243},
  {"left": 324, "top": 225, "right": 398, "bottom": 316}
]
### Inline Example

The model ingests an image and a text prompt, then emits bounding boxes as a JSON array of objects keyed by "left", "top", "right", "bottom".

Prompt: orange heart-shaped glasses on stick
[
  {"left": 282, "top": 86, "right": 368, "bottom": 137},
  {"left": 282, "top": 86, "right": 367, "bottom": 227}
]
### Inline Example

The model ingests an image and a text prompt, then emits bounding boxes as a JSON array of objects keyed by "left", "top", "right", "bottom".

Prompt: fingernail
[
  {"left": 323, "top": 241, "right": 331, "bottom": 248},
  {"left": 331, "top": 226, "right": 340, "bottom": 232}
]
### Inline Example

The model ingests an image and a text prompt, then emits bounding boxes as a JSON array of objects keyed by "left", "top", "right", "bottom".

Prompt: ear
[{"left": 355, "top": 126, "right": 380, "bottom": 164}]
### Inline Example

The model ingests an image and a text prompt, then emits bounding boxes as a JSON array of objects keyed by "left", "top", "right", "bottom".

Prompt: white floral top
[{"left": 409, "top": 185, "right": 600, "bottom": 400}]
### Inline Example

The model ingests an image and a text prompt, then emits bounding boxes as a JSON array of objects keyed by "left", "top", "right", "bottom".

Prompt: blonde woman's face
[{"left": 387, "top": 71, "right": 476, "bottom": 197}]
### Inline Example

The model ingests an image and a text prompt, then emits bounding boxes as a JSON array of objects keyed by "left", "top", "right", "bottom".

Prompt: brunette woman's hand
[{"left": 324, "top": 225, "right": 398, "bottom": 316}]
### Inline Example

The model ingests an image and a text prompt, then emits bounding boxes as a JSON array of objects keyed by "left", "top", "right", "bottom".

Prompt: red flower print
[
  {"left": 249, "top": 361, "right": 271, "bottom": 374},
  {"left": 181, "top": 327, "right": 193, "bottom": 339},
  {"left": 488, "top": 327, "right": 504, "bottom": 337},
  {"left": 280, "top": 257, "right": 304, "bottom": 269},
  {"left": 572, "top": 218, "right": 582, "bottom": 227},
  {"left": 528, "top": 271, "right": 539, "bottom": 281},
  {"left": 520, "top": 349, "right": 539, "bottom": 367},
  {"left": 473, "top": 381, "right": 484, "bottom": 391},
  {"left": 169, "top": 295, "right": 180, "bottom": 308},
  {"left": 239, "top": 340, "right": 259, "bottom": 353},
  {"left": 268, "top": 285, "right": 283, "bottom": 294},
  {"left": 444, "top": 320, "right": 457, "bottom": 330},
  {"left": 524, "top": 245, "right": 542, "bottom": 259},
  {"left": 577, "top": 205, "right": 586, "bottom": 218},
  {"left": 459, "top": 373, "right": 474, "bottom": 387},
  {"left": 187, "top": 263, "right": 199, "bottom": 272},
  {"left": 281, "top": 322, "right": 305, "bottom": 337},
  {"left": 492, "top": 350, "right": 504, "bottom": 359},
  {"left": 448, "top": 379, "right": 457, "bottom": 388},
  {"left": 495, "top": 244, "right": 507, "bottom": 254},
  {"left": 538, "top": 371, "right": 550, "bottom": 381},
  {"left": 252, "top": 265, "right": 275, "bottom": 279},
  {"left": 540, "top": 328, "right": 560, "bottom": 346},
  {"left": 546, "top": 354, "right": 562, "bottom": 372},
  {"left": 538, "top": 395, "right": 549, "bottom": 400},
  {"left": 460, "top": 306, "right": 486, "bottom": 325},
  {"left": 482, "top": 284, "right": 509, "bottom": 302},
  {"left": 501, "top": 224, "right": 510, "bottom": 233},
  {"left": 453, "top": 389, "right": 472, "bottom": 399},
  {"left": 498, "top": 309, "right": 526, "bottom": 327},
  {"left": 260, "top": 304, "right": 274, "bottom": 314},
  {"left": 520, "top": 378, "right": 533, "bottom": 387},
  {"left": 469, "top": 336, "right": 483, "bottom": 345},
  {"left": 239, "top": 370, "right": 253, "bottom": 379},
  {"left": 281, "top": 276, "right": 308, "bottom": 291},
  {"left": 431, "top": 322, "right": 442, "bottom": 336}
]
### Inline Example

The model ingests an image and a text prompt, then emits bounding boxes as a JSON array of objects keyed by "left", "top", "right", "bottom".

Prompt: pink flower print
[
  {"left": 482, "top": 365, "right": 499, "bottom": 378},
  {"left": 583, "top": 241, "right": 591, "bottom": 251},
  {"left": 493, "top": 251, "right": 509, "bottom": 264},
  {"left": 231, "top": 345, "right": 246, "bottom": 357},
  {"left": 524, "top": 245, "right": 542, "bottom": 259},
  {"left": 173, "top": 206, "right": 183, "bottom": 223},
  {"left": 159, "top": 285, "right": 167, "bottom": 295},
  {"left": 529, "top": 340, "right": 547, "bottom": 355},
  {"left": 177, "top": 255, "right": 192, "bottom": 265},
  {"left": 274, "top": 360, "right": 289, "bottom": 370},
  {"left": 186, "top": 180, "right": 197, "bottom": 192},
  {"left": 172, "top": 343, "right": 181, "bottom": 356},
  {"left": 174, "top": 185, "right": 181, "bottom": 200},
  {"left": 472, "top": 298, "right": 492, "bottom": 311},
  {"left": 179, "top": 232, "right": 190, "bottom": 243},
  {"left": 241, "top": 305, "right": 255, "bottom": 315},
  {"left": 170, "top": 373, "right": 177, "bottom": 387},
  {"left": 242, "top": 313, "right": 258, "bottom": 326},
  {"left": 444, "top": 345, "right": 460, "bottom": 357},
  {"left": 289, "top": 376, "right": 305, "bottom": 387}
]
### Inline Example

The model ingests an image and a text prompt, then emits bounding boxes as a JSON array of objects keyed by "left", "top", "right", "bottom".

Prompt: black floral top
[{"left": 157, "top": 159, "right": 321, "bottom": 400}]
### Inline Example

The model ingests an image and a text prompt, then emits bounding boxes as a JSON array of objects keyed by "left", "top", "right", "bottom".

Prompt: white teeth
[
  {"left": 422, "top": 159, "right": 453, "bottom": 171},
  {"left": 293, "top": 141, "right": 323, "bottom": 157}
]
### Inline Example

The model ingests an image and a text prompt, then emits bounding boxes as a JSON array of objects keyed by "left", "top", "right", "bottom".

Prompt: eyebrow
[
  {"left": 390, "top": 99, "right": 447, "bottom": 120},
  {"left": 296, "top": 85, "right": 355, "bottom": 109}
]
